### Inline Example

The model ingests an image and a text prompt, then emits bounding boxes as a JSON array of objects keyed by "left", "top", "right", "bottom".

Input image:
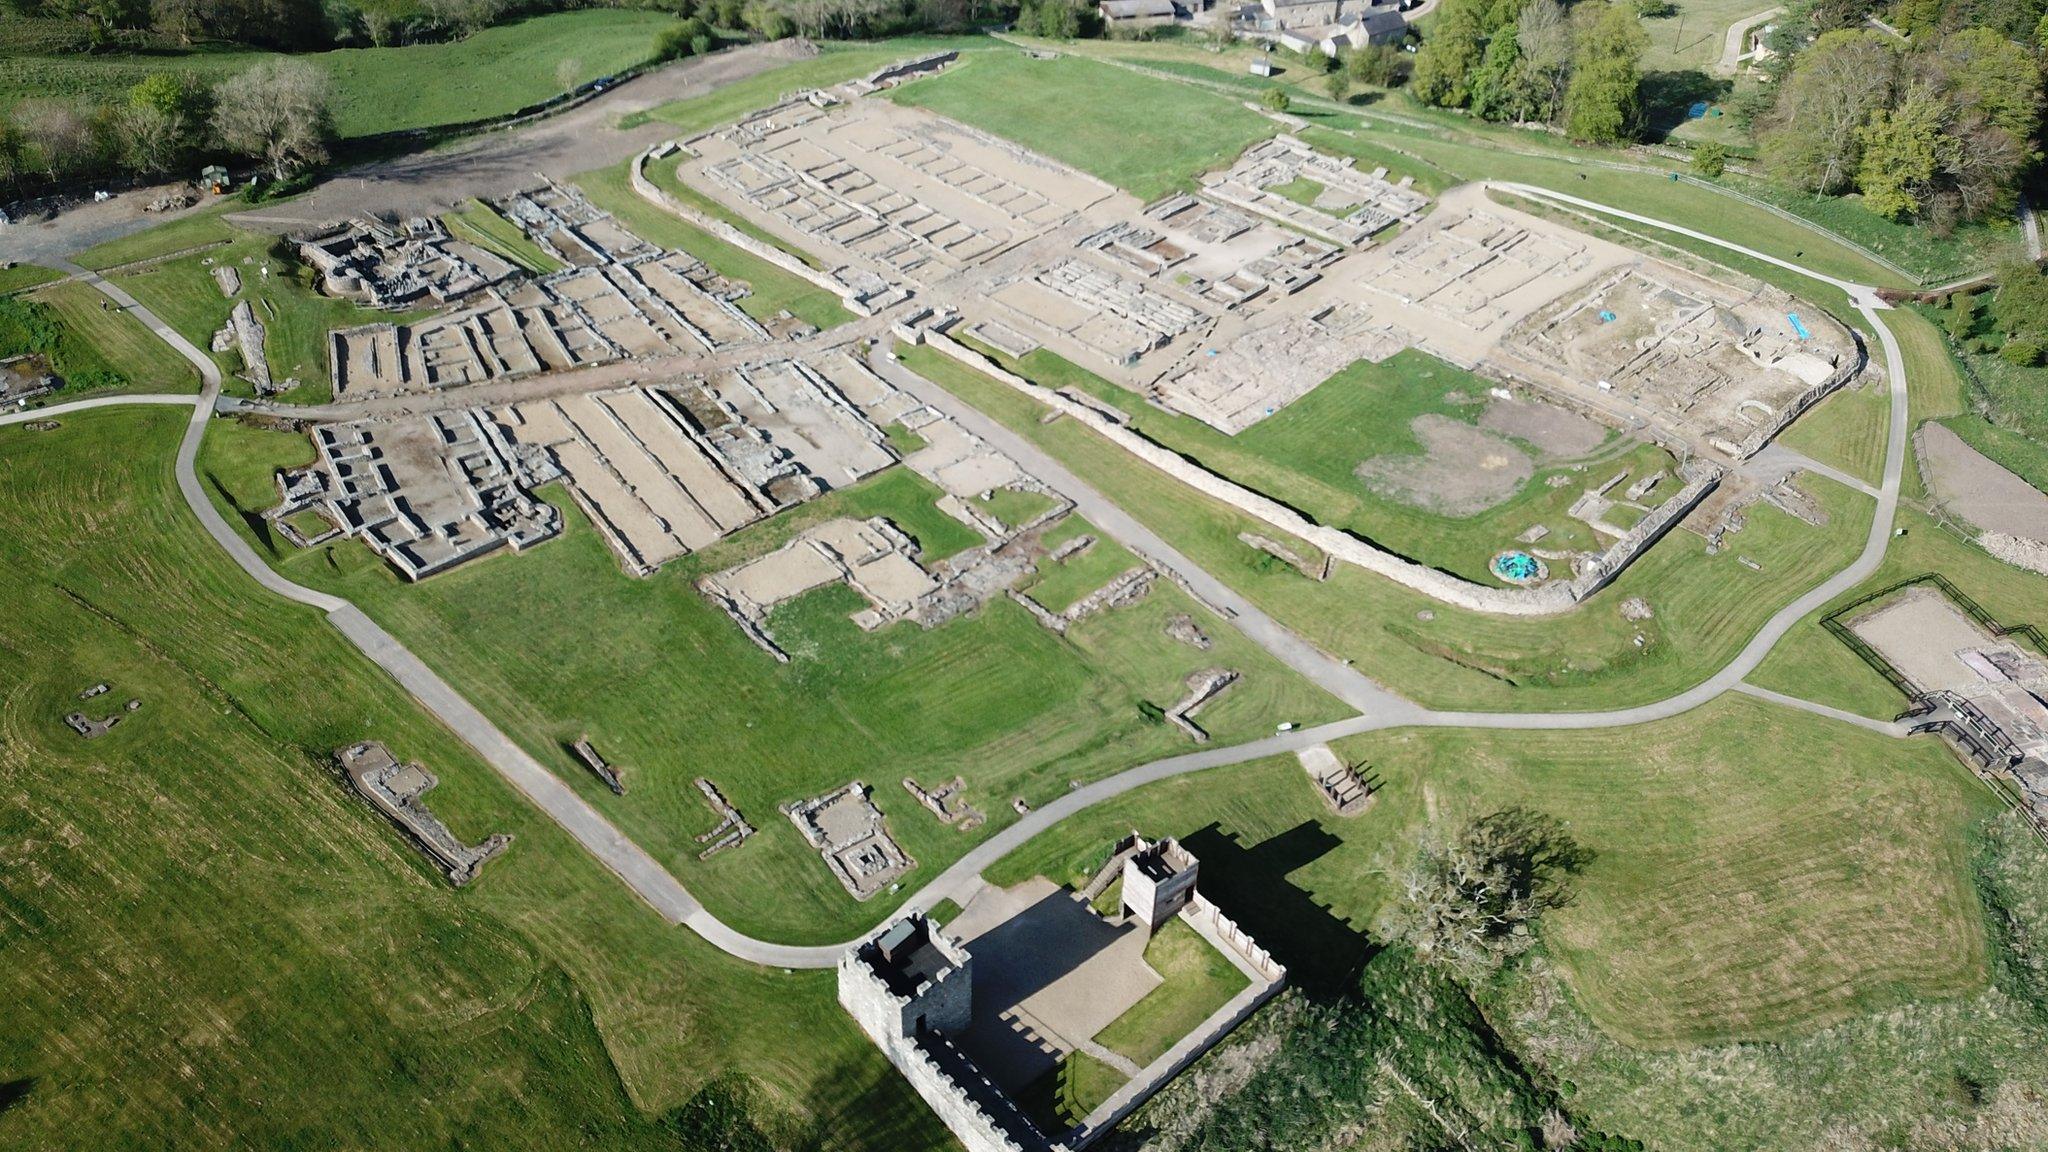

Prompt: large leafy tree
[
  {"left": 211, "top": 58, "right": 334, "bottom": 183},
  {"left": 1563, "top": 1, "right": 1647, "bottom": 142},
  {"left": 1760, "top": 30, "right": 1896, "bottom": 194},
  {"left": 1412, "top": 0, "right": 1489, "bottom": 108},
  {"left": 1856, "top": 90, "right": 1953, "bottom": 219}
]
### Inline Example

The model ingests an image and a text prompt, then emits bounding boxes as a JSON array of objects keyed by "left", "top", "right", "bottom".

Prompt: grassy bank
[
  {"left": 0, "top": 407, "right": 951, "bottom": 1148},
  {"left": 2, "top": 12, "right": 678, "bottom": 138},
  {"left": 14, "top": 280, "right": 201, "bottom": 396}
]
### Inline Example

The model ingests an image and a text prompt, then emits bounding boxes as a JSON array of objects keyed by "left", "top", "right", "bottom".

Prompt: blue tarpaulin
[{"left": 1788, "top": 313, "right": 1811, "bottom": 340}]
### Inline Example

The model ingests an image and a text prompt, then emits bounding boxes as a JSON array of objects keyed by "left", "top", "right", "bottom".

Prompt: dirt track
[{"left": 0, "top": 40, "right": 817, "bottom": 264}]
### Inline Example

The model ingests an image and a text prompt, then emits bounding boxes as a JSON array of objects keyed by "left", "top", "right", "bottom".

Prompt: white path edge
[{"left": 7, "top": 186, "right": 1915, "bottom": 969}]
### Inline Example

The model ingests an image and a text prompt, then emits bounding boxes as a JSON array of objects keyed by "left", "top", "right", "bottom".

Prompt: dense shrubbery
[
  {"left": 1113, "top": 809, "right": 1622, "bottom": 1152},
  {"left": 1411, "top": 0, "right": 1648, "bottom": 143},
  {"left": 1756, "top": 1, "right": 2044, "bottom": 225},
  {"left": 0, "top": 295, "right": 129, "bottom": 393}
]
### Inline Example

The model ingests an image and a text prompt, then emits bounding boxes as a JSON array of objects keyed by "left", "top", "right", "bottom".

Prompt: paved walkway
[
  {"left": 1716, "top": 7, "right": 1785, "bottom": 75},
  {"left": 9, "top": 185, "right": 1927, "bottom": 972},
  {"left": 1745, "top": 441, "right": 1882, "bottom": 499}
]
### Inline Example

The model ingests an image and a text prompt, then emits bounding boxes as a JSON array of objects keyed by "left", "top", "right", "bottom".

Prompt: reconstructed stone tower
[
  {"left": 841, "top": 913, "right": 974, "bottom": 1042},
  {"left": 839, "top": 914, "right": 1039, "bottom": 1152},
  {"left": 1120, "top": 836, "right": 1199, "bottom": 933}
]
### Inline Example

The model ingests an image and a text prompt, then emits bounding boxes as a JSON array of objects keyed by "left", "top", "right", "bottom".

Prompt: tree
[
  {"left": 1759, "top": 30, "right": 1895, "bottom": 194},
  {"left": 1563, "top": 1, "right": 1647, "bottom": 142},
  {"left": 15, "top": 98, "right": 101, "bottom": 179},
  {"left": 1856, "top": 90, "right": 1952, "bottom": 219},
  {"left": 1991, "top": 263, "right": 2048, "bottom": 341},
  {"left": 1412, "top": 0, "right": 1487, "bottom": 108},
  {"left": 1692, "top": 139, "right": 1728, "bottom": 177},
  {"left": 211, "top": 58, "right": 333, "bottom": 183},
  {"left": 1925, "top": 27, "right": 2041, "bottom": 142},
  {"left": 742, "top": 3, "right": 793, "bottom": 39},
  {"left": 1348, "top": 43, "right": 1408, "bottom": 88},
  {"left": 1325, "top": 68, "right": 1353, "bottom": 104},
  {"left": 1512, "top": 0, "right": 1574, "bottom": 123},
  {"left": 1259, "top": 85, "right": 1292, "bottom": 113},
  {"left": 1388, "top": 808, "right": 1593, "bottom": 975},
  {"left": 0, "top": 114, "right": 31, "bottom": 195},
  {"left": 2000, "top": 338, "right": 2044, "bottom": 366},
  {"left": 121, "top": 72, "right": 209, "bottom": 174},
  {"left": 1468, "top": 21, "right": 1525, "bottom": 121},
  {"left": 656, "top": 18, "right": 711, "bottom": 59}
]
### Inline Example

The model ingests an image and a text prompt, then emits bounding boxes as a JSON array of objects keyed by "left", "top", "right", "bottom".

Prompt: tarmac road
[{"left": 4, "top": 186, "right": 1924, "bottom": 971}]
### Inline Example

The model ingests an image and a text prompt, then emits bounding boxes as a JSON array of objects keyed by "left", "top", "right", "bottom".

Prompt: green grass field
[
  {"left": 885, "top": 50, "right": 1279, "bottom": 201},
  {"left": 0, "top": 263, "right": 62, "bottom": 294},
  {"left": 2, "top": 12, "right": 678, "bottom": 139},
  {"left": 970, "top": 340, "right": 1672, "bottom": 585},
  {"left": 71, "top": 209, "right": 244, "bottom": 272},
  {"left": 626, "top": 36, "right": 999, "bottom": 134},
  {"left": 1020, "top": 1049, "right": 1125, "bottom": 1130},
  {"left": 992, "top": 694, "right": 1995, "bottom": 1046},
  {"left": 574, "top": 160, "right": 855, "bottom": 332},
  {"left": 1635, "top": 0, "right": 1773, "bottom": 72},
  {"left": 1023, "top": 517, "right": 1145, "bottom": 614},
  {"left": 1093, "top": 919, "right": 1249, "bottom": 1066},
  {"left": 194, "top": 417, "right": 1346, "bottom": 944},
  {"left": 24, "top": 280, "right": 201, "bottom": 395},
  {"left": 1777, "top": 374, "right": 1890, "bottom": 487},
  {"left": 0, "top": 407, "right": 951, "bottom": 1150},
  {"left": 110, "top": 228, "right": 425, "bottom": 404},
  {"left": 899, "top": 341, "right": 1872, "bottom": 713},
  {"left": 443, "top": 200, "right": 565, "bottom": 276}
]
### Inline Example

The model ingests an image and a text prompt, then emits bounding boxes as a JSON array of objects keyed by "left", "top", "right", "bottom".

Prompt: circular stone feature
[{"left": 1491, "top": 550, "right": 1548, "bottom": 585}]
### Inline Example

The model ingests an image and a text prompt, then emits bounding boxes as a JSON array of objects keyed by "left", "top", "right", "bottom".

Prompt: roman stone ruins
[
  {"left": 336, "top": 741, "right": 510, "bottom": 885},
  {"left": 1845, "top": 583, "right": 2048, "bottom": 834},
  {"left": 270, "top": 410, "right": 559, "bottom": 580},
  {"left": 299, "top": 217, "right": 520, "bottom": 310},
  {"left": 784, "top": 780, "right": 915, "bottom": 900}
]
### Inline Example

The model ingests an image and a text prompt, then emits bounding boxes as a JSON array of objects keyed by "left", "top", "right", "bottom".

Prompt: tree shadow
[
  {"left": 205, "top": 471, "right": 278, "bottom": 557},
  {"left": 1640, "top": 69, "right": 1730, "bottom": 141},
  {"left": 0, "top": 1078, "right": 33, "bottom": 1117}
]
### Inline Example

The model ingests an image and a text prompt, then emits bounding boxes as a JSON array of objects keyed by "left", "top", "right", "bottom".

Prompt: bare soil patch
[
  {"left": 1354, "top": 414, "right": 1533, "bottom": 517},
  {"left": 1480, "top": 395, "right": 1607, "bottom": 460},
  {"left": 1920, "top": 422, "right": 2048, "bottom": 541}
]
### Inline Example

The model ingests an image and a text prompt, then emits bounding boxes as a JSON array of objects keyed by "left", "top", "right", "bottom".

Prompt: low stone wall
[
  {"left": 1732, "top": 348, "right": 1866, "bottom": 461},
  {"left": 919, "top": 329, "right": 1717, "bottom": 617},
  {"left": 629, "top": 146, "right": 865, "bottom": 314},
  {"left": 1064, "top": 894, "right": 1286, "bottom": 1149}
]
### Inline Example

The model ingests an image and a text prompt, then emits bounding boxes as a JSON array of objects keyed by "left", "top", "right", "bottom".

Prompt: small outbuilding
[{"left": 1100, "top": 0, "right": 1177, "bottom": 23}]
